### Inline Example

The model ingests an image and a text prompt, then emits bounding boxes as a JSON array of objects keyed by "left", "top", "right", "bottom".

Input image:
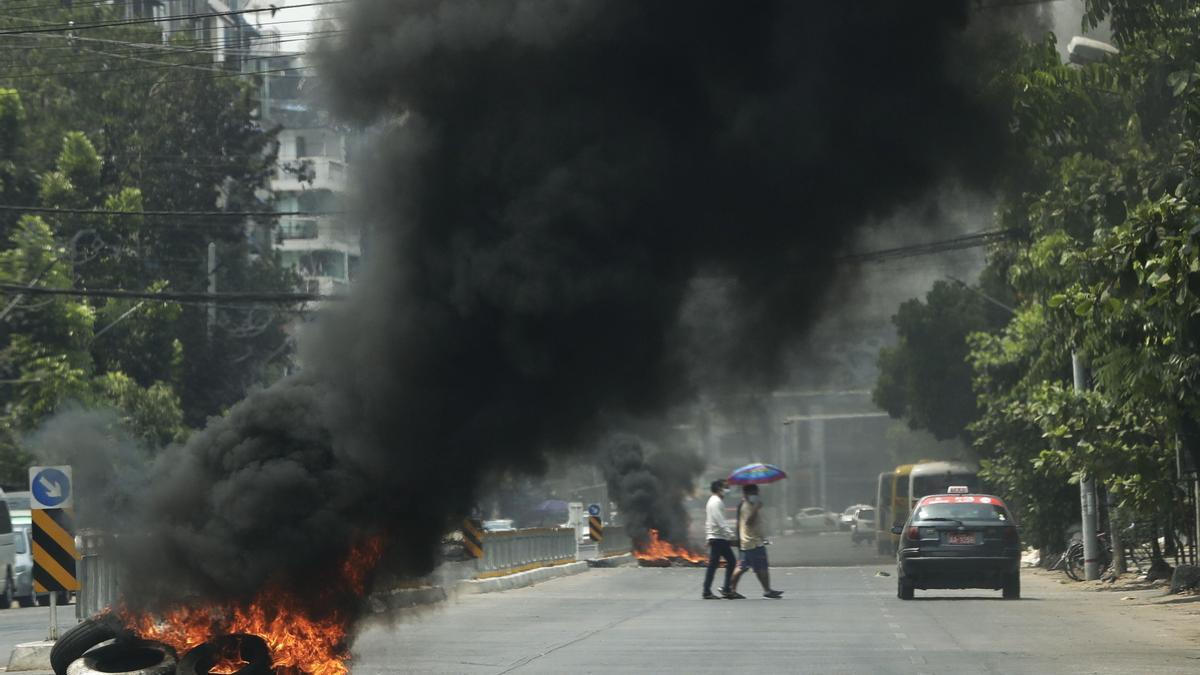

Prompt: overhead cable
[
  {"left": 0, "top": 1, "right": 344, "bottom": 36},
  {"left": 0, "top": 205, "right": 342, "bottom": 217},
  {"left": 0, "top": 283, "right": 339, "bottom": 304}
]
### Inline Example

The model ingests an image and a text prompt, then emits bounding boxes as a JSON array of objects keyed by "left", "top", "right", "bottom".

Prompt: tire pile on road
[{"left": 51, "top": 617, "right": 274, "bottom": 675}]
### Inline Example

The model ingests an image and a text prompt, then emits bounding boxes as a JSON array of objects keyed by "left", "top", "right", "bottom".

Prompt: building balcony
[{"left": 273, "top": 158, "right": 347, "bottom": 193}]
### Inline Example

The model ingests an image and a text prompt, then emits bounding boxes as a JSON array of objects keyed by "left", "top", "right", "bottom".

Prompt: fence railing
[
  {"left": 75, "top": 525, "right": 581, "bottom": 618},
  {"left": 476, "top": 527, "right": 576, "bottom": 578},
  {"left": 596, "top": 524, "right": 633, "bottom": 558}
]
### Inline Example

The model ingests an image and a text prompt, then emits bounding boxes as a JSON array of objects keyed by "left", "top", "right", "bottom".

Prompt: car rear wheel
[
  {"left": 1002, "top": 573, "right": 1020, "bottom": 599},
  {"left": 897, "top": 577, "right": 914, "bottom": 600}
]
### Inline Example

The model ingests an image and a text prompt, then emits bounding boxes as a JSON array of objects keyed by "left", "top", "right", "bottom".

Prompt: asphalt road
[
  {"left": 0, "top": 602, "right": 76, "bottom": 665},
  {"left": 351, "top": 535, "right": 1200, "bottom": 674},
  {"left": 768, "top": 530, "right": 891, "bottom": 567}
]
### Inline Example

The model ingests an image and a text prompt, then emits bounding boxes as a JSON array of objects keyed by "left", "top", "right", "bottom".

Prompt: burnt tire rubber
[
  {"left": 65, "top": 641, "right": 176, "bottom": 675},
  {"left": 50, "top": 615, "right": 125, "bottom": 675},
  {"left": 177, "top": 634, "right": 272, "bottom": 675},
  {"left": 897, "top": 577, "right": 914, "bottom": 600},
  {"left": 1002, "top": 574, "right": 1021, "bottom": 600}
]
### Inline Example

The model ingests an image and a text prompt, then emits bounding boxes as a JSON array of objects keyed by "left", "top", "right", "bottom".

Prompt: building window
[{"left": 295, "top": 135, "right": 307, "bottom": 158}]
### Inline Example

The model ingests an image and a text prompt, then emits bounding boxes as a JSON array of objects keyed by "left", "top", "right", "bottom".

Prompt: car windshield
[
  {"left": 14, "top": 529, "right": 26, "bottom": 554},
  {"left": 916, "top": 502, "right": 1009, "bottom": 522}
]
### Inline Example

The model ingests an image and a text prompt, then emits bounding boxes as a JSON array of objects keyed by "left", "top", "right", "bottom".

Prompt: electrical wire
[
  {"left": 0, "top": 205, "right": 342, "bottom": 217},
  {"left": 838, "top": 229, "right": 1018, "bottom": 264},
  {"left": 0, "top": 1, "right": 345, "bottom": 36},
  {"left": 0, "top": 283, "right": 339, "bottom": 304}
]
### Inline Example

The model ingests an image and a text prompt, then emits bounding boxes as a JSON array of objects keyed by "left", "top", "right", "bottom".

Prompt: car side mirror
[{"left": 891, "top": 526, "right": 903, "bottom": 535}]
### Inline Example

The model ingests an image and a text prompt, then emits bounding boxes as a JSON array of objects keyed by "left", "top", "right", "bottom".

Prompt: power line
[
  {"left": 0, "top": 62, "right": 316, "bottom": 93},
  {"left": 0, "top": 1, "right": 344, "bottom": 36},
  {"left": 0, "top": 47, "right": 310, "bottom": 79},
  {"left": 0, "top": 205, "right": 342, "bottom": 217},
  {"left": 838, "top": 229, "right": 1018, "bottom": 264},
  {"left": 0, "top": 283, "right": 339, "bottom": 304}
]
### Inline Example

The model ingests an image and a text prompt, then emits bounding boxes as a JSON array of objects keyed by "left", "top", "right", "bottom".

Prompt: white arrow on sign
[{"left": 38, "top": 475, "right": 62, "bottom": 499}]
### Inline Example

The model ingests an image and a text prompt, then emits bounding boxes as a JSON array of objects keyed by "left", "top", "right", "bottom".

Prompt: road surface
[
  {"left": 0, "top": 602, "right": 76, "bottom": 665},
  {"left": 352, "top": 533, "right": 1200, "bottom": 674}
]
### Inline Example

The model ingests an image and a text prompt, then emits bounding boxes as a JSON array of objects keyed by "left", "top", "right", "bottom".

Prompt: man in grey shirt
[{"left": 729, "top": 484, "right": 783, "bottom": 599}]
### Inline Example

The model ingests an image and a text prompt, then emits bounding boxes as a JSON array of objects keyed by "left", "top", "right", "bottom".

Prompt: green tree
[
  {"left": 0, "top": 4, "right": 296, "bottom": 426},
  {"left": 874, "top": 280, "right": 1011, "bottom": 441}
]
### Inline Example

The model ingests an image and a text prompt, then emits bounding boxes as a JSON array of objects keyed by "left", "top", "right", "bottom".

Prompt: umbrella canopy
[{"left": 727, "top": 463, "right": 787, "bottom": 485}]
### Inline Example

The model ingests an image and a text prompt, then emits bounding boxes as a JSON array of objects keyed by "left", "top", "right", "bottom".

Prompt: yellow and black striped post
[
  {"left": 32, "top": 508, "right": 79, "bottom": 594},
  {"left": 588, "top": 515, "right": 603, "bottom": 542},
  {"left": 462, "top": 518, "right": 484, "bottom": 559}
]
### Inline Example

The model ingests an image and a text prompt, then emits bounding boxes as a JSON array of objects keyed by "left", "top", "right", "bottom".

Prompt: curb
[
  {"left": 368, "top": 586, "right": 448, "bottom": 614},
  {"left": 7, "top": 641, "right": 53, "bottom": 673},
  {"left": 455, "top": 561, "right": 589, "bottom": 595}
]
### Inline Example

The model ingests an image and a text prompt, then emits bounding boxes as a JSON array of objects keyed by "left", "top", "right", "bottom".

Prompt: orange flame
[
  {"left": 633, "top": 529, "right": 706, "bottom": 563},
  {"left": 123, "top": 537, "right": 385, "bottom": 675}
]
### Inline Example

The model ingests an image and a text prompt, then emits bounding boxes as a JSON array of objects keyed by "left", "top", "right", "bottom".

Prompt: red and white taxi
[{"left": 892, "top": 488, "right": 1021, "bottom": 600}]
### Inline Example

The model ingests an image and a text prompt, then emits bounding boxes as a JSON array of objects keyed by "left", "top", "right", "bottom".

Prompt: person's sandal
[
  {"left": 725, "top": 591, "right": 746, "bottom": 599},
  {"left": 702, "top": 591, "right": 719, "bottom": 599},
  {"left": 764, "top": 590, "right": 783, "bottom": 599}
]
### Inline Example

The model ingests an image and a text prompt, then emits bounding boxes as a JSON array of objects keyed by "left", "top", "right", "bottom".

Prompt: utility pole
[
  {"left": 207, "top": 242, "right": 217, "bottom": 342},
  {"left": 1074, "top": 352, "right": 1102, "bottom": 581},
  {"left": 810, "top": 405, "right": 825, "bottom": 510}
]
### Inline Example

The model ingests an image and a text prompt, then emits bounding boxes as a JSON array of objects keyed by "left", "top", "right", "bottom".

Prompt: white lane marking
[
  {"left": 894, "top": 632, "right": 909, "bottom": 639},
  {"left": 889, "top": 622, "right": 901, "bottom": 629},
  {"left": 901, "top": 645, "right": 916, "bottom": 651}
]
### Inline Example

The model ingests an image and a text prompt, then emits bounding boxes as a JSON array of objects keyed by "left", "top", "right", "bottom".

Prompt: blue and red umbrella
[{"left": 727, "top": 462, "right": 788, "bottom": 485}]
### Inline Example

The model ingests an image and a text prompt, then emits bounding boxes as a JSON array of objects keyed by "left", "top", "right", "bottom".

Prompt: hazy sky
[{"left": 247, "top": 0, "right": 330, "bottom": 52}]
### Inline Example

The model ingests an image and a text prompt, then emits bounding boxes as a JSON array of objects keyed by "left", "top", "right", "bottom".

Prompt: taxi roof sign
[{"left": 947, "top": 485, "right": 969, "bottom": 494}]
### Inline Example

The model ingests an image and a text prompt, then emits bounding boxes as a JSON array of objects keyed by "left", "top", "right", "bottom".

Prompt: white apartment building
[
  {"left": 273, "top": 126, "right": 360, "bottom": 296},
  {"left": 120, "top": 1, "right": 361, "bottom": 297}
]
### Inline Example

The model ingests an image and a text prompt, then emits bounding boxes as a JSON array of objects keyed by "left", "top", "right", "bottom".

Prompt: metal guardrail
[
  {"left": 596, "top": 524, "right": 632, "bottom": 557},
  {"left": 476, "top": 527, "right": 576, "bottom": 578},
  {"left": 75, "top": 526, "right": 579, "bottom": 613},
  {"left": 76, "top": 529, "right": 119, "bottom": 620}
]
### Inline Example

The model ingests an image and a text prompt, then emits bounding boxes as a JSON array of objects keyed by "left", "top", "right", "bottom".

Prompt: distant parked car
[
  {"left": 851, "top": 508, "right": 876, "bottom": 545},
  {"left": 482, "top": 519, "right": 516, "bottom": 532},
  {"left": 794, "top": 507, "right": 836, "bottom": 532},
  {"left": 12, "top": 525, "right": 67, "bottom": 608},
  {"left": 839, "top": 504, "right": 872, "bottom": 531}
]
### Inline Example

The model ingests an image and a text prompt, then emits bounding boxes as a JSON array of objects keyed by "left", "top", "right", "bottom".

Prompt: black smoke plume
[
  {"left": 597, "top": 436, "right": 703, "bottom": 546},
  {"left": 81, "top": 0, "right": 1022, "bottom": 621}
]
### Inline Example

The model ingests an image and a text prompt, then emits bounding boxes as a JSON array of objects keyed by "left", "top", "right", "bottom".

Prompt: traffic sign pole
[
  {"left": 47, "top": 590, "right": 56, "bottom": 641},
  {"left": 29, "top": 465, "right": 76, "bottom": 641}
]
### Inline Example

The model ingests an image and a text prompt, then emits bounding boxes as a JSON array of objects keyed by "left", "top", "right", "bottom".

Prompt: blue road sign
[
  {"left": 588, "top": 503, "right": 601, "bottom": 517},
  {"left": 30, "top": 466, "right": 72, "bottom": 509}
]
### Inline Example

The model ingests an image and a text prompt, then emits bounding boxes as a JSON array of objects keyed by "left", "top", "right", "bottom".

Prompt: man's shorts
[{"left": 738, "top": 546, "right": 768, "bottom": 572}]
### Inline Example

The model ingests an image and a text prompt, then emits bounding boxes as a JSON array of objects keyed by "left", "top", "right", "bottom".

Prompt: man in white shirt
[{"left": 703, "top": 479, "right": 739, "bottom": 599}]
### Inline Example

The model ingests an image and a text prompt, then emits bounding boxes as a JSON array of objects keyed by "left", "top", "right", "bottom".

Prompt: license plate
[{"left": 947, "top": 533, "right": 976, "bottom": 545}]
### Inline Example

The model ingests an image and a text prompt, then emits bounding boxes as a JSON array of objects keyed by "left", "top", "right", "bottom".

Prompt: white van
[{"left": 0, "top": 489, "right": 17, "bottom": 608}]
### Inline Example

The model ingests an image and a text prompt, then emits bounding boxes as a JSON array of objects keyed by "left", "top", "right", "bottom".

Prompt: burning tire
[
  {"left": 50, "top": 615, "right": 126, "bottom": 675},
  {"left": 177, "top": 634, "right": 272, "bottom": 675},
  {"left": 65, "top": 641, "right": 176, "bottom": 675}
]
